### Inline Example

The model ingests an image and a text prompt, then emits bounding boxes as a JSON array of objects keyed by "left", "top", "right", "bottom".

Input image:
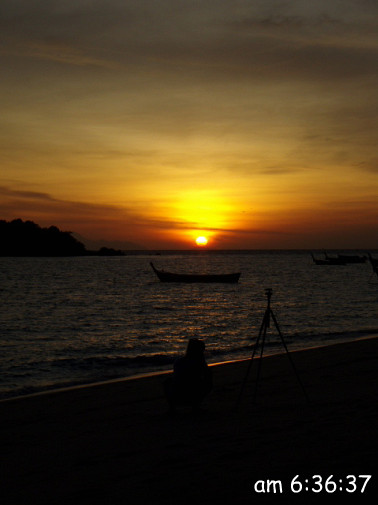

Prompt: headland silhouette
[{"left": 0, "top": 219, "right": 125, "bottom": 257}]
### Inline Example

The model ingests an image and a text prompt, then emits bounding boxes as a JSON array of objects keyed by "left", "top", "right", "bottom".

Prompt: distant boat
[
  {"left": 311, "top": 253, "right": 346, "bottom": 265},
  {"left": 368, "top": 254, "right": 378, "bottom": 276},
  {"left": 150, "top": 262, "right": 241, "bottom": 283},
  {"left": 336, "top": 254, "right": 367, "bottom": 264}
]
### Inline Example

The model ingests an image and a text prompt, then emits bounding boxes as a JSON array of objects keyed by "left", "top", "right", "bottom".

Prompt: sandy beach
[{"left": 1, "top": 337, "right": 377, "bottom": 504}]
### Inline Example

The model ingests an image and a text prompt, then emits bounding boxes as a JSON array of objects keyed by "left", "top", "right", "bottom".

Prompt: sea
[{"left": 1, "top": 251, "right": 377, "bottom": 400}]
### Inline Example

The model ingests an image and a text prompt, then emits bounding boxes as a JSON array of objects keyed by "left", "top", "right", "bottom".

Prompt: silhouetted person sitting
[{"left": 164, "top": 338, "right": 212, "bottom": 413}]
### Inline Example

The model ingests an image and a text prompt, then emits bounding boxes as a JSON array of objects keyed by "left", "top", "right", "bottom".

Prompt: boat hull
[
  {"left": 337, "top": 254, "right": 367, "bottom": 264},
  {"left": 311, "top": 254, "right": 346, "bottom": 265},
  {"left": 150, "top": 262, "right": 241, "bottom": 283},
  {"left": 368, "top": 254, "right": 378, "bottom": 276}
]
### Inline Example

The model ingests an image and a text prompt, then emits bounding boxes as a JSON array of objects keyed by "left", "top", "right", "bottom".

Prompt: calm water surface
[{"left": 1, "top": 252, "right": 377, "bottom": 399}]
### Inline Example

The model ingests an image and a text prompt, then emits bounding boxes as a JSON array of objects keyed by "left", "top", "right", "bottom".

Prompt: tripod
[{"left": 236, "top": 288, "right": 309, "bottom": 408}]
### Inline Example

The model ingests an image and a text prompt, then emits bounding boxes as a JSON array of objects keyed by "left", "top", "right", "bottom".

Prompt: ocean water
[{"left": 1, "top": 251, "right": 377, "bottom": 399}]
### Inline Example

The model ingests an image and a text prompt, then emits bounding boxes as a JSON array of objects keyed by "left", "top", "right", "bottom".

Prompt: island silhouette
[{"left": 0, "top": 219, "right": 125, "bottom": 257}]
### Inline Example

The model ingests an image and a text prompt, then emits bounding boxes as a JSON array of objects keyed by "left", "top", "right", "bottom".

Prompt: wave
[
  {"left": 50, "top": 353, "right": 179, "bottom": 369},
  {"left": 20, "top": 327, "right": 378, "bottom": 372}
]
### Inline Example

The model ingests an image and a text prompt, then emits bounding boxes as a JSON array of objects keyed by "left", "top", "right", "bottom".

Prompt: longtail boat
[
  {"left": 311, "top": 253, "right": 346, "bottom": 265},
  {"left": 336, "top": 254, "right": 367, "bottom": 264},
  {"left": 150, "top": 262, "right": 241, "bottom": 283},
  {"left": 368, "top": 254, "right": 378, "bottom": 276}
]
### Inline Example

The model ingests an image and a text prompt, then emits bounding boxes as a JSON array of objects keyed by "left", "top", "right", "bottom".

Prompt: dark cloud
[
  {"left": 0, "top": 185, "right": 133, "bottom": 221},
  {"left": 353, "top": 160, "right": 378, "bottom": 174},
  {"left": 2, "top": 1, "right": 377, "bottom": 83},
  {"left": 142, "top": 217, "right": 289, "bottom": 236},
  {"left": 0, "top": 186, "right": 57, "bottom": 201}
]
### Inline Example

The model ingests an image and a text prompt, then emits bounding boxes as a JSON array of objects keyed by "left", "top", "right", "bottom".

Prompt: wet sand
[{"left": 1, "top": 337, "right": 377, "bottom": 504}]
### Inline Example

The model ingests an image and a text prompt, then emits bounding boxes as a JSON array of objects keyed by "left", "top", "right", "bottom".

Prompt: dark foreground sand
[{"left": 1, "top": 338, "right": 377, "bottom": 504}]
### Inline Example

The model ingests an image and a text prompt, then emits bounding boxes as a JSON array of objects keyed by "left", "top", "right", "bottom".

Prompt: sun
[{"left": 195, "top": 236, "right": 208, "bottom": 247}]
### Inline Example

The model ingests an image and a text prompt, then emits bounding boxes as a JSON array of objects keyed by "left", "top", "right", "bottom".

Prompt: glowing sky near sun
[{"left": 0, "top": 0, "right": 377, "bottom": 249}]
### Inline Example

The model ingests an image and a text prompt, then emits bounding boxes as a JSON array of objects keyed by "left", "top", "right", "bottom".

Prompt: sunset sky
[{"left": 1, "top": 0, "right": 377, "bottom": 249}]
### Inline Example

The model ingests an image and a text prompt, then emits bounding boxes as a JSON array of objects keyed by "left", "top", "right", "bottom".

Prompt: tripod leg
[
  {"left": 235, "top": 311, "right": 266, "bottom": 409},
  {"left": 270, "top": 310, "right": 310, "bottom": 402},
  {"left": 252, "top": 319, "right": 268, "bottom": 403}
]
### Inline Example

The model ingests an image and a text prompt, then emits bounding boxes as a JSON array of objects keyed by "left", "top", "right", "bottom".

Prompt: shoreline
[
  {"left": 1, "top": 336, "right": 377, "bottom": 504},
  {"left": 1, "top": 333, "right": 377, "bottom": 404}
]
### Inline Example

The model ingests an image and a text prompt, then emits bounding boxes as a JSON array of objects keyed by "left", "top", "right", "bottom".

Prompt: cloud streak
[{"left": 1, "top": 38, "right": 120, "bottom": 69}]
